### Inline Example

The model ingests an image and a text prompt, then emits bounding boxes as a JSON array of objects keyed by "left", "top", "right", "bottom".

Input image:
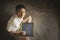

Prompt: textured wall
[{"left": 0, "top": 0, "right": 59, "bottom": 40}]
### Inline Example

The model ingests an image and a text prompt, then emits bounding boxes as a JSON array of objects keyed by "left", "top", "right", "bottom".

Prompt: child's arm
[
  {"left": 9, "top": 31, "right": 26, "bottom": 36},
  {"left": 22, "top": 16, "right": 32, "bottom": 23}
]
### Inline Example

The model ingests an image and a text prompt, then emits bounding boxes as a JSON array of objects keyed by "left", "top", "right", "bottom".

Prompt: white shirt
[{"left": 6, "top": 14, "right": 23, "bottom": 32}]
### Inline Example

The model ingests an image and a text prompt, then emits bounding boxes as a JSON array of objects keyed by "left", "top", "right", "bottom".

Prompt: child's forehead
[{"left": 18, "top": 8, "right": 26, "bottom": 12}]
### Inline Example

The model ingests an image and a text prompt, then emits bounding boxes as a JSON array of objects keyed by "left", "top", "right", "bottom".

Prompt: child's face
[{"left": 17, "top": 8, "right": 26, "bottom": 18}]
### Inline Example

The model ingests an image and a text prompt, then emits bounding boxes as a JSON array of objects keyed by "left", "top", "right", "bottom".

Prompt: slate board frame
[{"left": 21, "top": 23, "right": 34, "bottom": 37}]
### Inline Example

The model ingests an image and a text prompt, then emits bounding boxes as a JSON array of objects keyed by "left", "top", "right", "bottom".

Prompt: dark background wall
[{"left": 0, "top": 0, "right": 60, "bottom": 40}]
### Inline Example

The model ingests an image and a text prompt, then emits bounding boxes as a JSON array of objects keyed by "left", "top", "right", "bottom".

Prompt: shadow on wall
[{"left": 0, "top": 14, "right": 13, "bottom": 40}]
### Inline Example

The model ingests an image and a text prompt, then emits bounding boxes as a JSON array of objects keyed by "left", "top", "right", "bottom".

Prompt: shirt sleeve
[
  {"left": 6, "top": 16, "right": 18, "bottom": 32},
  {"left": 7, "top": 25, "right": 18, "bottom": 32},
  {"left": 6, "top": 17, "right": 23, "bottom": 32}
]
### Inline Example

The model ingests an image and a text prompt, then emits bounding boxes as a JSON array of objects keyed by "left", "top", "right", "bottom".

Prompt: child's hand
[
  {"left": 28, "top": 16, "right": 32, "bottom": 23},
  {"left": 22, "top": 31, "right": 26, "bottom": 35}
]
